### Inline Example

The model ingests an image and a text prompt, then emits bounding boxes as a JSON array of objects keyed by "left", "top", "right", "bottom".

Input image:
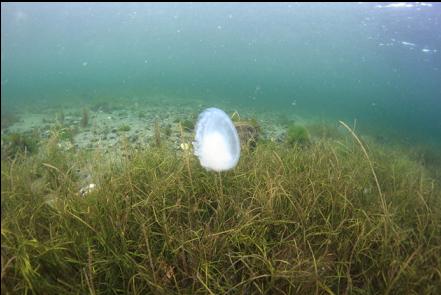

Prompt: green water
[{"left": 2, "top": 3, "right": 440, "bottom": 145}]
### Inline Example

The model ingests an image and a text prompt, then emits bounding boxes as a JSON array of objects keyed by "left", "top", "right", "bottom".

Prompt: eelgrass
[{"left": 1, "top": 127, "right": 441, "bottom": 294}]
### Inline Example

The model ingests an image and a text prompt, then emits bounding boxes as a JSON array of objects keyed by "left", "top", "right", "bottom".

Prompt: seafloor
[
  {"left": 1, "top": 95, "right": 441, "bottom": 294},
  {"left": 2, "top": 96, "right": 294, "bottom": 154}
]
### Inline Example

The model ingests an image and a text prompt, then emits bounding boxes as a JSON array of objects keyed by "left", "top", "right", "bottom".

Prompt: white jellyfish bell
[{"left": 193, "top": 108, "right": 241, "bottom": 172}]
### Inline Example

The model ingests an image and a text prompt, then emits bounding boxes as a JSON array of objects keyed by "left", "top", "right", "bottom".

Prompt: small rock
[
  {"left": 79, "top": 183, "right": 96, "bottom": 197},
  {"left": 180, "top": 143, "right": 190, "bottom": 151}
]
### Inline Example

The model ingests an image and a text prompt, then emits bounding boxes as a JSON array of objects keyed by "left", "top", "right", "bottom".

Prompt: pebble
[{"left": 79, "top": 183, "right": 96, "bottom": 197}]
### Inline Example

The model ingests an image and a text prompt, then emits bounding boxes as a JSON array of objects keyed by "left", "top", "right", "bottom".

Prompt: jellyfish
[{"left": 193, "top": 108, "right": 241, "bottom": 172}]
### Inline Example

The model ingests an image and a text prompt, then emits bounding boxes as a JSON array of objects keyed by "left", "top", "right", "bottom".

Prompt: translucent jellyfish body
[{"left": 193, "top": 108, "right": 241, "bottom": 172}]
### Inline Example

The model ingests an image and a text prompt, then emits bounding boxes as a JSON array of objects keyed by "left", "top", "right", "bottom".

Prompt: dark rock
[{"left": 235, "top": 121, "right": 260, "bottom": 148}]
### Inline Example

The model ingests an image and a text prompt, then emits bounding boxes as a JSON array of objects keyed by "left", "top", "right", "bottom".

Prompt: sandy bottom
[{"left": 2, "top": 96, "right": 308, "bottom": 156}]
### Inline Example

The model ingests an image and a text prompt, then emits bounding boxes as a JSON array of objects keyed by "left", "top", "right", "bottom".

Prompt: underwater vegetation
[
  {"left": 411, "top": 144, "right": 441, "bottom": 181},
  {"left": 80, "top": 108, "right": 89, "bottom": 128},
  {"left": 153, "top": 120, "right": 161, "bottom": 147},
  {"left": 180, "top": 118, "right": 195, "bottom": 132},
  {"left": 56, "top": 110, "right": 65, "bottom": 125},
  {"left": 307, "top": 121, "right": 344, "bottom": 140},
  {"left": 163, "top": 124, "right": 172, "bottom": 137},
  {"left": 117, "top": 124, "right": 131, "bottom": 132},
  {"left": 0, "top": 110, "right": 20, "bottom": 130},
  {"left": 286, "top": 123, "right": 311, "bottom": 146},
  {"left": 138, "top": 111, "right": 147, "bottom": 119},
  {"left": 1, "top": 131, "right": 40, "bottom": 159},
  {"left": 231, "top": 112, "right": 260, "bottom": 130},
  {"left": 51, "top": 124, "right": 78, "bottom": 143},
  {"left": 176, "top": 112, "right": 199, "bottom": 132},
  {"left": 1, "top": 123, "right": 440, "bottom": 294},
  {"left": 231, "top": 112, "right": 261, "bottom": 149},
  {"left": 235, "top": 121, "right": 260, "bottom": 149}
]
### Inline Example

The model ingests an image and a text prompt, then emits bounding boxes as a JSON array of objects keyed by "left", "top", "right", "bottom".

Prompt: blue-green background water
[{"left": 1, "top": 3, "right": 440, "bottom": 145}]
